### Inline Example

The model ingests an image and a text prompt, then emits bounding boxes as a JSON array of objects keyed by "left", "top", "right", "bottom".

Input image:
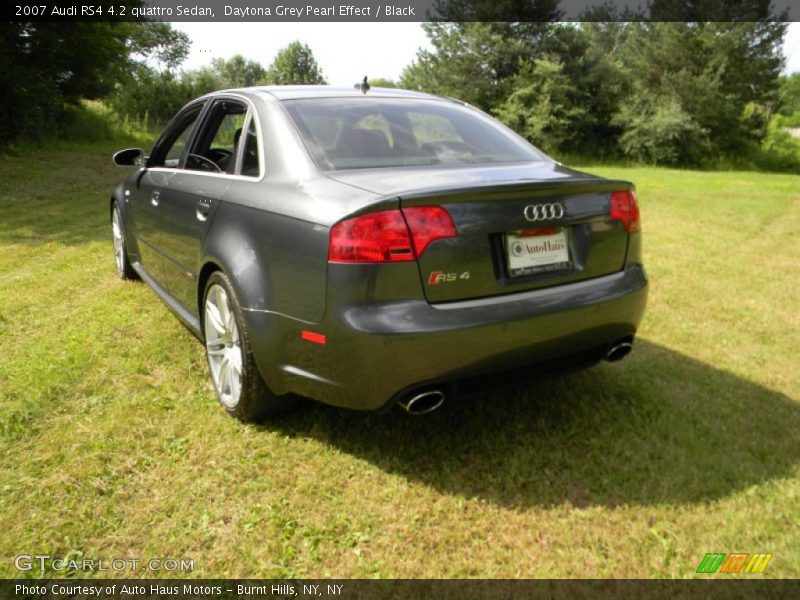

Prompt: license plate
[{"left": 505, "top": 228, "right": 570, "bottom": 276}]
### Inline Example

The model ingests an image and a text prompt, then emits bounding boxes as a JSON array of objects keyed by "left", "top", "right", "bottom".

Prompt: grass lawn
[{"left": 0, "top": 143, "right": 798, "bottom": 578}]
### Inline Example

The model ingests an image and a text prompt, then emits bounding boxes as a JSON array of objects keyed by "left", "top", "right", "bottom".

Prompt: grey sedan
[{"left": 111, "top": 85, "right": 647, "bottom": 420}]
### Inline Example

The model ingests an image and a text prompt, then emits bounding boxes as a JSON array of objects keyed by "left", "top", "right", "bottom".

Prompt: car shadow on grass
[{"left": 264, "top": 339, "right": 800, "bottom": 508}]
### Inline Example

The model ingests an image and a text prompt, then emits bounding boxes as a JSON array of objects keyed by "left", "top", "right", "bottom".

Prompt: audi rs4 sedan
[{"left": 111, "top": 86, "right": 647, "bottom": 420}]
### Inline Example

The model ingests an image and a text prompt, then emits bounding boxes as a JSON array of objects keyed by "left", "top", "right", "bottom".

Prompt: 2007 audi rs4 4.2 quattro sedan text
[{"left": 111, "top": 85, "right": 648, "bottom": 420}]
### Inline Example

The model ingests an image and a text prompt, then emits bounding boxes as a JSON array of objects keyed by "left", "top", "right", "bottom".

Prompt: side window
[
  {"left": 240, "top": 116, "right": 261, "bottom": 178},
  {"left": 151, "top": 105, "right": 204, "bottom": 168},
  {"left": 208, "top": 112, "right": 245, "bottom": 154},
  {"left": 188, "top": 100, "right": 247, "bottom": 174},
  {"left": 163, "top": 119, "right": 196, "bottom": 166}
]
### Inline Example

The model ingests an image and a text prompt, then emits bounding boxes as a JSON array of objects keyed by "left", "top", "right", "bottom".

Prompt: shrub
[
  {"left": 617, "top": 99, "right": 712, "bottom": 166},
  {"left": 752, "top": 116, "right": 800, "bottom": 172}
]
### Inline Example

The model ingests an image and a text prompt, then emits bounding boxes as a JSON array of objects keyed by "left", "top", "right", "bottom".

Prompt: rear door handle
[
  {"left": 151, "top": 191, "right": 160, "bottom": 207},
  {"left": 196, "top": 200, "right": 212, "bottom": 222}
]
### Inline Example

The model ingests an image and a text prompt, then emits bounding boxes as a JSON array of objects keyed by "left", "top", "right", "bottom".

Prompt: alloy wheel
[
  {"left": 204, "top": 284, "right": 244, "bottom": 408},
  {"left": 111, "top": 207, "right": 125, "bottom": 277}
]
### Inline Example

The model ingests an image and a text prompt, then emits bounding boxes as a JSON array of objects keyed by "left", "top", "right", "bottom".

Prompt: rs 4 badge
[{"left": 428, "top": 271, "right": 471, "bottom": 285}]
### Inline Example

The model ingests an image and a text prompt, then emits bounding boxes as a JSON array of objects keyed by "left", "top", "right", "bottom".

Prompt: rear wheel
[
  {"left": 203, "top": 271, "right": 294, "bottom": 421},
  {"left": 111, "top": 203, "right": 138, "bottom": 280}
]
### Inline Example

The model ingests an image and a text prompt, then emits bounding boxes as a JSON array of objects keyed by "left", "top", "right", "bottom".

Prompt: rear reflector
[
  {"left": 610, "top": 191, "right": 641, "bottom": 233},
  {"left": 328, "top": 206, "right": 456, "bottom": 263},
  {"left": 301, "top": 330, "right": 327, "bottom": 345}
]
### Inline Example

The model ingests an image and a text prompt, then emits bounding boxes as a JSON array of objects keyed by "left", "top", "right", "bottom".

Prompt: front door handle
[
  {"left": 151, "top": 191, "right": 160, "bottom": 207},
  {"left": 196, "top": 200, "right": 212, "bottom": 222}
]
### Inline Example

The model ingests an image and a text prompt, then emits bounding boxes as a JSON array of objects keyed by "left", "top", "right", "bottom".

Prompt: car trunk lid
[{"left": 326, "top": 162, "right": 635, "bottom": 303}]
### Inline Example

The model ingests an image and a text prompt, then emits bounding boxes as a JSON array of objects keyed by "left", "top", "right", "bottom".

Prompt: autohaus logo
[{"left": 522, "top": 239, "right": 567, "bottom": 255}]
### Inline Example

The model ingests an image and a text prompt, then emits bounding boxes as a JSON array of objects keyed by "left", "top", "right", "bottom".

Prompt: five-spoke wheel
[
  {"left": 202, "top": 271, "right": 294, "bottom": 420},
  {"left": 204, "top": 283, "right": 244, "bottom": 409}
]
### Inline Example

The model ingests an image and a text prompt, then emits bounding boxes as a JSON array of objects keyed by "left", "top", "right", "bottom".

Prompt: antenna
[{"left": 355, "top": 76, "right": 370, "bottom": 94}]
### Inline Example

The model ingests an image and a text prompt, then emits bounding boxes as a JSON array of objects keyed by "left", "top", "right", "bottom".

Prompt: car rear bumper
[{"left": 244, "top": 265, "right": 648, "bottom": 410}]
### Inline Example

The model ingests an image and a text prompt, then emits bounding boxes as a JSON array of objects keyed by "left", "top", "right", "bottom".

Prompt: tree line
[
  {"left": 401, "top": 21, "right": 796, "bottom": 169},
  {"left": 1, "top": 16, "right": 798, "bottom": 170},
  {"left": 0, "top": 19, "right": 326, "bottom": 144},
  {"left": 108, "top": 40, "right": 326, "bottom": 127}
]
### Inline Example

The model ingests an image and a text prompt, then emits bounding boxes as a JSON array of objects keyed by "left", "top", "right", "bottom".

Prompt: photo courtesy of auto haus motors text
[{"left": 15, "top": 583, "right": 345, "bottom": 597}]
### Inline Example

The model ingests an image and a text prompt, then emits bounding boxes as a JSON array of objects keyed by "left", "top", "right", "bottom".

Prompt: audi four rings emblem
[{"left": 524, "top": 203, "right": 564, "bottom": 222}]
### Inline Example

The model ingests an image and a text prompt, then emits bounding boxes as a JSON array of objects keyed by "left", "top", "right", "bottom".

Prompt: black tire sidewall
[{"left": 112, "top": 203, "right": 138, "bottom": 280}]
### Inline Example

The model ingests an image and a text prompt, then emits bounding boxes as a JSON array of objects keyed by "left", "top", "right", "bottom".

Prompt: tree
[
  {"left": 430, "top": 0, "right": 561, "bottom": 22},
  {"left": 612, "top": 22, "right": 787, "bottom": 165},
  {"left": 400, "top": 22, "right": 626, "bottom": 156},
  {"left": 494, "top": 58, "right": 586, "bottom": 153},
  {"left": 368, "top": 77, "right": 397, "bottom": 88},
  {"left": 108, "top": 65, "right": 217, "bottom": 127},
  {"left": 1, "top": 21, "right": 129, "bottom": 143},
  {"left": 209, "top": 55, "right": 266, "bottom": 89},
  {"left": 400, "top": 22, "right": 556, "bottom": 110},
  {"left": 127, "top": 22, "right": 190, "bottom": 71},
  {"left": 776, "top": 73, "right": 800, "bottom": 124},
  {"left": 648, "top": 0, "right": 783, "bottom": 21},
  {"left": 0, "top": 17, "right": 191, "bottom": 144},
  {"left": 263, "top": 42, "right": 326, "bottom": 85}
]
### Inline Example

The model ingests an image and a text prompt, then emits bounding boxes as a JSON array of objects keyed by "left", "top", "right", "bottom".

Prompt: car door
[
  {"left": 156, "top": 98, "right": 248, "bottom": 312},
  {"left": 129, "top": 102, "right": 205, "bottom": 284}
]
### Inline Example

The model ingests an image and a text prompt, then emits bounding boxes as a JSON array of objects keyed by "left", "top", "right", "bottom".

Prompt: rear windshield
[{"left": 283, "top": 98, "right": 544, "bottom": 170}]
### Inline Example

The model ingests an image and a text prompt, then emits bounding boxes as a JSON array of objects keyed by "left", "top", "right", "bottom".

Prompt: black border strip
[
  {"left": 3, "top": 0, "right": 798, "bottom": 23},
  {"left": 4, "top": 579, "right": 800, "bottom": 600}
]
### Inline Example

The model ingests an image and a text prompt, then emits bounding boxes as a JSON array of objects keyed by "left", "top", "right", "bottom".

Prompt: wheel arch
[
  {"left": 197, "top": 203, "right": 277, "bottom": 318},
  {"left": 196, "top": 258, "right": 289, "bottom": 400},
  {"left": 110, "top": 180, "right": 128, "bottom": 217},
  {"left": 110, "top": 182, "right": 139, "bottom": 257}
]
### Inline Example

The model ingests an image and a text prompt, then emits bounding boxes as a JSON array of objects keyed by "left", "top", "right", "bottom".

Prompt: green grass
[{"left": 0, "top": 145, "right": 798, "bottom": 579}]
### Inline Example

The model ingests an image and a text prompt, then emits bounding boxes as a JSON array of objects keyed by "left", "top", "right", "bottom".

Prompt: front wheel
[
  {"left": 203, "top": 271, "right": 294, "bottom": 421},
  {"left": 111, "top": 203, "right": 138, "bottom": 280}
]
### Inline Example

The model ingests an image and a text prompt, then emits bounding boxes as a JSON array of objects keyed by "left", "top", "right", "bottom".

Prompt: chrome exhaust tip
[
  {"left": 398, "top": 390, "right": 445, "bottom": 415},
  {"left": 605, "top": 342, "right": 633, "bottom": 362}
]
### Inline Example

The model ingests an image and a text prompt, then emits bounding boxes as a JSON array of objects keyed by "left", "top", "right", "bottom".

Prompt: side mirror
[{"left": 113, "top": 148, "right": 145, "bottom": 167}]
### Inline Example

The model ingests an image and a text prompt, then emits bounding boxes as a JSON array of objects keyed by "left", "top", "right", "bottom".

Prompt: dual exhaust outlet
[{"left": 396, "top": 340, "right": 633, "bottom": 415}]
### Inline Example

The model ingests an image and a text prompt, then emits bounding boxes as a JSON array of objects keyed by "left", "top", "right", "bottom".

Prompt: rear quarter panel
[
  {"left": 201, "top": 198, "right": 329, "bottom": 322},
  {"left": 199, "top": 97, "right": 385, "bottom": 323}
]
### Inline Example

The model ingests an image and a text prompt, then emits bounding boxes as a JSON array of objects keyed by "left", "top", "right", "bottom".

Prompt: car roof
[{"left": 212, "top": 85, "right": 449, "bottom": 102}]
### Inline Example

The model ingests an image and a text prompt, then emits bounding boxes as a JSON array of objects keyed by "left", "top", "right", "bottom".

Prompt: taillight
[
  {"left": 610, "top": 190, "right": 641, "bottom": 233},
  {"left": 328, "top": 209, "right": 414, "bottom": 263},
  {"left": 401, "top": 206, "right": 457, "bottom": 256},
  {"left": 328, "top": 206, "right": 456, "bottom": 263}
]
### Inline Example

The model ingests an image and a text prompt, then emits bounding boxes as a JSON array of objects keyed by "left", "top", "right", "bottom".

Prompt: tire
[
  {"left": 202, "top": 271, "right": 295, "bottom": 421},
  {"left": 111, "top": 202, "right": 139, "bottom": 280}
]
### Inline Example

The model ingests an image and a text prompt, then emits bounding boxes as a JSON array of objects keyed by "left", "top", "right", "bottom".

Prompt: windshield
[{"left": 283, "top": 97, "right": 545, "bottom": 170}]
